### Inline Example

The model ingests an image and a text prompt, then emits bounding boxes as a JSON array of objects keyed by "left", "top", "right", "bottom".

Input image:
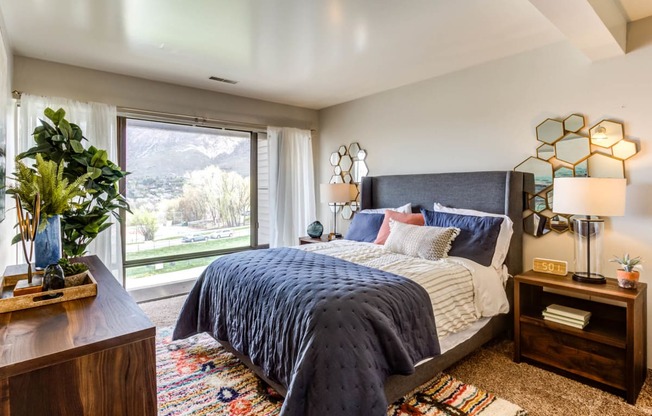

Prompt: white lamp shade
[
  {"left": 553, "top": 177, "right": 626, "bottom": 216},
  {"left": 320, "top": 183, "right": 353, "bottom": 203}
]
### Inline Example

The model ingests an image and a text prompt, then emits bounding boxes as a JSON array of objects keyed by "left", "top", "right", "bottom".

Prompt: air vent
[{"left": 209, "top": 76, "right": 238, "bottom": 85}]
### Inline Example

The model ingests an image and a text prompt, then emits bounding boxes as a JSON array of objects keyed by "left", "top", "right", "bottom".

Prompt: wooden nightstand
[
  {"left": 298, "top": 235, "right": 330, "bottom": 245},
  {"left": 514, "top": 270, "right": 647, "bottom": 404}
]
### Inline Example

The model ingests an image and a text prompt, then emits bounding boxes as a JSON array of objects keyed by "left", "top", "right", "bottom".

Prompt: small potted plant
[
  {"left": 610, "top": 254, "right": 643, "bottom": 289},
  {"left": 57, "top": 258, "right": 90, "bottom": 287}
]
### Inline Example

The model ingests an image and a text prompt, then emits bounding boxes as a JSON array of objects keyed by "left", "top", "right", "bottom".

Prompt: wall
[
  {"left": 0, "top": 10, "right": 13, "bottom": 274},
  {"left": 318, "top": 18, "right": 652, "bottom": 362},
  {"left": 1, "top": 56, "right": 318, "bottom": 274}
]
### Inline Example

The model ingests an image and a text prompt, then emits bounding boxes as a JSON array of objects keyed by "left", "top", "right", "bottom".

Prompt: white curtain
[
  {"left": 268, "top": 126, "right": 316, "bottom": 247},
  {"left": 18, "top": 94, "right": 123, "bottom": 282}
]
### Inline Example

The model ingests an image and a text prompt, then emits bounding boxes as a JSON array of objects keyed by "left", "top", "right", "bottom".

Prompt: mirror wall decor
[
  {"left": 329, "top": 142, "right": 368, "bottom": 219},
  {"left": 515, "top": 114, "right": 640, "bottom": 237}
]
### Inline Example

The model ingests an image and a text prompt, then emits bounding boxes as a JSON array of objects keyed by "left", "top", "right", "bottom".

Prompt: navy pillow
[
  {"left": 421, "top": 209, "right": 503, "bottom": 266},
  {"left": 345, "top": 213, "right": 386, "bottom": 243}
]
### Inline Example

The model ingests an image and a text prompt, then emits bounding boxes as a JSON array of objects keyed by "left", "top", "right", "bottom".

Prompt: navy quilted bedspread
[{"left": 173, "top": 247, "right": 440, "bottom": 416}]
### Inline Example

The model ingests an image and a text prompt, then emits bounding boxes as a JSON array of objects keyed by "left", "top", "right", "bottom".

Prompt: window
[{"left": 119, "top": 117, "right": 267, "bottom": 291}]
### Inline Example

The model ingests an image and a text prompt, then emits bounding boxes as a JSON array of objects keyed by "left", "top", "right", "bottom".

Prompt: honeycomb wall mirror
[
  {"left": 515, "top": 114, "right": 640, "bottom": 237},
  {"left": 329, "top": 142, "right": 368, "bottom": 219}
]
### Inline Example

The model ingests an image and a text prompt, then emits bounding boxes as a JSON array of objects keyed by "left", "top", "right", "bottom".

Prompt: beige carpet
[{"left": 139, "top": 295, "right": 652, "bottom": 416}]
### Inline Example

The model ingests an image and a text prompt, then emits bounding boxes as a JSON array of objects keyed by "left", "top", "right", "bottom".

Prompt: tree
[{"left": 130, "top": 208, "right": 159, "bottom": 241}]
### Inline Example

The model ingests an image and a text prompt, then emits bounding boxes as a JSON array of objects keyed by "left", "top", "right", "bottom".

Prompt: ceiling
[{"left": 0, "top": 0, "right": 649, "bottom": 110}]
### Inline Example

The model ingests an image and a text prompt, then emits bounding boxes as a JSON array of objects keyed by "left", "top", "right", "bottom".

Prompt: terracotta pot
[{"left": 616, "top": 269, "right": 639, "bottom": 289}]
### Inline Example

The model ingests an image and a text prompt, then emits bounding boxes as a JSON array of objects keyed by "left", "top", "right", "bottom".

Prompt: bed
[{"left": 173, "top": 170, "right": 533, "bottom": 415}]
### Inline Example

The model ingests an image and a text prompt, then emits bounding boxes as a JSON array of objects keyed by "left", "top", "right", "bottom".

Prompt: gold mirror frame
[
  {"left": 330, "top": 142, "right": 368, "bottom": 219},
  {"left": 516, "top": 114, "right": 639, "bottom": 238}
]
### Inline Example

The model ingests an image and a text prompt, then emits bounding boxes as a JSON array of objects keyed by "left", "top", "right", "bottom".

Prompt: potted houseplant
[
  {"left": 610, "top": 253, "right": 643, "bottom": 289},
  {"left": 17, "top": 107, "right": 130, "bottom": 258},
  {"left": 8, "top": 154, "right": 89, "bottom": 268}
]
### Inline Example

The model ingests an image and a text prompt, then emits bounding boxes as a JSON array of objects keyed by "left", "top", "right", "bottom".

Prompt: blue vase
[{"left": 35, "top": 215, "right": 62, "bottom": 269}]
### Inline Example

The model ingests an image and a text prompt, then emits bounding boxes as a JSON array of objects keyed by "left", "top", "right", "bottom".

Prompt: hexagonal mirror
[
  {"left": 549, "top": 215, "right": 569, "bottom": 233},
  {"left": 554, "top": 166, "right": 573, "bottom": 178},
  {"left": 351, "top": 160, "right": 369, "bottom": 183},
  {"left": 587, "top": 153, "right": 624, "bottom": 178},
  {"left": 612, "top": 140, "right": 637, "bottom": 160},
  {"left": 339, "top": 154, "right": 353, "bottom": 172},
  {"left": 334, "top": 165, "right": 342, "bottom": 175},
  {"left": 330, "top": 174, "right": 343, "bottom": 184},
  {"left": 357, "top": 149, "right": 367, "bottom": 160},
  {"left": 524, "top": 213, "right": 551, "bottom": 237},
  {"left": 590, "top": 146, "right": 612, "bottom": 156},
  {"left": 338, "top": 145, "right": 347, "bottom": 156},
  {"left": 514, "top": 157, "right": 553, "bottom": 193},
  {"left": 349, "top": 142, "right": 361, "bottom": 158},
  {"left": 555, "top": 133, "right": 590, "bottom": 165},
  {"left": 330, "top": 152, "right": 340, "bottom": 166},
  {"left": 528, "top": 195, "right": 547, "bottom": 213},
  {"left": 574, "top": 160, "right": 588, "bottom": 177},
  {"left": 342, "top": 173, "right": 352, "bottom": 183},
  {"left": 546, "top": 189, "right": 554, "bottom": 210},
  {"left": 536, "top": 119, "right": 564, "bottom": 144},
  {"left": 537, "top": 144, "right": 555, "bottom": 161},
  {"left": 589, "top": 120, "right": 623, "bottom": 148},
  {"left": 350, "top": 201, "right": 360, "bottom": 212},
  {"left": 563, "top": 114, "right": 584, "bottom": 133},
  {"left": 342, "top": 204, "right": 353, "bottom": 220}
]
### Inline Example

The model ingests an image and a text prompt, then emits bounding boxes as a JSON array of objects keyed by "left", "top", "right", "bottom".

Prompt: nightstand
[
  {"left": 298, "top": 236, "right": 329, "bottom": 245},
  {"left": 514, "top": 270, "right": 647, "bottom": 404}
]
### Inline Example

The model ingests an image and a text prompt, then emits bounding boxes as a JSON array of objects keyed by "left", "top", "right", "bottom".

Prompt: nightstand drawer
[{"left": 521, "top": 321, "right": 626, "bottom": 389}]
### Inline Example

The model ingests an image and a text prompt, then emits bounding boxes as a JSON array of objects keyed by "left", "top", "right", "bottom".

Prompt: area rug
[{"left": 156, "top": 327, "right": 527, "bottom": 416}]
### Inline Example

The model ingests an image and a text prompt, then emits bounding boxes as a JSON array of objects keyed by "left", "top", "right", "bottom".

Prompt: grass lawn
[
  {"left": 126, "top": 235, "right": 249, "bottom": 261},
  {"left": 126, "top": 256, "right": 219, "bottom": 279}
]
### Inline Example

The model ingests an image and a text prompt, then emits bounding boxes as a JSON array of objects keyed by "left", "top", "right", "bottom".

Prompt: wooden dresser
[
  {"left": 514, "top": 270, "right": 647, "bottom": 404},
  {"left": 0, "top": 256, "right": 157, "bottom": 416}
]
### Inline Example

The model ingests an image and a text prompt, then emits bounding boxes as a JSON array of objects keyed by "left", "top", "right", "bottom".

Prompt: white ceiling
[{"left": 0, "top": 0, "right": 649, "bottom": 110}]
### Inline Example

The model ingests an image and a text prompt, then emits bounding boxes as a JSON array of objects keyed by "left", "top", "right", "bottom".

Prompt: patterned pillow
[
  {"left": 374, "top": 211, "right": 425, "bottom": 245},
  {"left": 384, "top": 219, "right": 460, "bottom": 261}
]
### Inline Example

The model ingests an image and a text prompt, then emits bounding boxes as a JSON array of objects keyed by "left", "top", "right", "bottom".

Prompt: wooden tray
[{"left": 0, "top": 267, "right": 98, "bottom": 313}]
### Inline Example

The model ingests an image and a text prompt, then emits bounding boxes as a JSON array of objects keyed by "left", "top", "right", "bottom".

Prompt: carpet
[{"left": 156, "top": 327, "right": 527, "bottom": 416}]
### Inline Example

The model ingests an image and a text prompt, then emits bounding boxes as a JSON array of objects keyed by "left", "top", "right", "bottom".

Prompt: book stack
[{"left": 542, "top": 304, "right": 591, "bottom": 329}]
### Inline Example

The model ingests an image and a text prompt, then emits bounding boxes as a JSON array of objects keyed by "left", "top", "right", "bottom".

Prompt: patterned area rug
[{"left": 157, "top": 328, "right": 527, "bottom": 416}]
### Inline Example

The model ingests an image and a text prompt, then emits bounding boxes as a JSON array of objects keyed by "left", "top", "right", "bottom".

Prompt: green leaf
[
  {"left": 51, "top": 134, "right": 66, "bottom": 143},
  {"left": 87, "top": 166, "right": 102, "bottom": 179},
  {"left": 59, "top": 118, "right": 73, "bottom": 139},
  {"left": 90, "top": 149, "right": 108, "bottom": 167},
  {"left": 11, "top": 234, "right": 23, "bottom": 245},
  {"left": 43, "top": 107, "right": 57, "bottom": 122},
  {"left": 70, "top": 140, "right": 84, "bottom": 153}
]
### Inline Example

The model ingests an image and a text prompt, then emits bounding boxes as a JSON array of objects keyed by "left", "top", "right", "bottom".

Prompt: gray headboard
[{"left": 360, "top": 171, "right": 533, "bottom": 276}]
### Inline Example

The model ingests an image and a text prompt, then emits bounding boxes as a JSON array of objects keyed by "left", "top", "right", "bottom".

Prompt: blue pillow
[
  {"left": 345, "top": 213, "right": 386, "bottom": 243},
  {"left": 421, "top": 209, "right": 503, "bottom": 266}
]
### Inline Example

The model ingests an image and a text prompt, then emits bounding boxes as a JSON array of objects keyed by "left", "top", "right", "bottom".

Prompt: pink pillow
[{"left": 374, "top": 211, "right": 425, "bottom": 244}]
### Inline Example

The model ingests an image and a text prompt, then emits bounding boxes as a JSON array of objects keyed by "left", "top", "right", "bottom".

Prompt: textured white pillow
[
  {"left": 360, "top": 203, "right": 412, "bottom": 214},
  {"left": 433, "top": 202, "right": 513, "bottom": 270},
  {"left": 384, "top": 219, "right": 459, "bottom": 261}
]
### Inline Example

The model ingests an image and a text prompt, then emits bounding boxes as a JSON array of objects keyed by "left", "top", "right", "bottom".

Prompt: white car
[{"left": 210, "top": 229, "right": 234, "bottom": 239}]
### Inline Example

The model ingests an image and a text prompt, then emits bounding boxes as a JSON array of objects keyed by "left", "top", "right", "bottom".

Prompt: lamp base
[
  {"left": 572, "top": 272, "right": 606, "bottom": 284},
  {"left": 328, "top": 232, "right": 342, "bottom": 241}
]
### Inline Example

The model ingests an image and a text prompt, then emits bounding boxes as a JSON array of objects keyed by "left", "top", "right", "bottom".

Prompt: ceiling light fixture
[
  {"left": 592, "top": 125, "right": 608, "bottom": 140},
  {"left": 209, "top": 76, "right": 238, "bottom": 85}
]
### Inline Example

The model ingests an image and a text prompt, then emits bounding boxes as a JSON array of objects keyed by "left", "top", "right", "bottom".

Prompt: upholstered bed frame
[{"left": 220, "top": 170, "right": 534, "bottom": 404}]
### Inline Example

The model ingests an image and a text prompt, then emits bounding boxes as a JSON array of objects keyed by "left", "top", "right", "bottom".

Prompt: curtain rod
[{"left": 12, "top": 90, "right": 316, "bottom": 132}]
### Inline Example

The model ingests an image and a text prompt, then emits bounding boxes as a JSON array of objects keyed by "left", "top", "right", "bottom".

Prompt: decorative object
[
  {"left": 306, "top": 220, "right": 323, "bottom": 238},
  {"left": 515, "top": 114, "right": 639, "bottom": 237},
  {"left": 12, "top": 193, "right": 40, "bottom": 296},
  {"left": 8, "top": 153, "right": 88, "bottom": 268},
  {"left": 328, "top": 141, "right": 368, "bottom": 219},
  {"left": 42, "top": 263, "right": 65, "bottom": 291},
  {"left": 532, "top": 258, "right": 568, "bottom": 276},
  {"left": 610, "top": 253, "right": 642, "bottom": 289},
  {"left": 17, "top": 107, "right": 129, "bottom": 258},
  {"left": 319, "top": 183, "right": 354, "bottom": 240},
  {"left": 553, "top": 177, "right": 626, "bottom": 284},
  {"left": 58, "top": 257, "right": 91, "bottom": 287},
  {"left": 156, "top": 328, "right": 527, "bottom": 416}
]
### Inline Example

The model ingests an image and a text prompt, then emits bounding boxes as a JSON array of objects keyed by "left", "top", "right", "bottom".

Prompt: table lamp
[
  {"left": 553, "top": 177, "right": 626, "bottom": 283},
  {"left": 320, "top": 183, "right": 353, "bottom": 240}
]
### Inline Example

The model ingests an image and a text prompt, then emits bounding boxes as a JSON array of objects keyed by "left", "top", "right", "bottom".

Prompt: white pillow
[
  {"left": 360, "top": 203, "right": 412, "bottom": 214},
  {"left": 384, "top": 219, "right": 459, "bottom": 261},
  {"left": 433, "top": 202, "right": 513, "bottom": 271}
]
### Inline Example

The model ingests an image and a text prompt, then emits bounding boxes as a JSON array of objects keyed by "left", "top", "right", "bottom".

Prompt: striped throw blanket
[{"left": 299, "top": 240, "right": 478, "bottom": 337}]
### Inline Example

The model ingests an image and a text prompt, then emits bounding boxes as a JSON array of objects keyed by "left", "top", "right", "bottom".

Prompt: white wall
[{"left": 318, "top": 19, "right": 652, "bottom": 361}]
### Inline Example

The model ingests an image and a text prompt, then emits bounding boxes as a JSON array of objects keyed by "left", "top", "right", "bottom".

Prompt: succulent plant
[{"left": 610, "top": 253, "right": 643, "bottom": 273}]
